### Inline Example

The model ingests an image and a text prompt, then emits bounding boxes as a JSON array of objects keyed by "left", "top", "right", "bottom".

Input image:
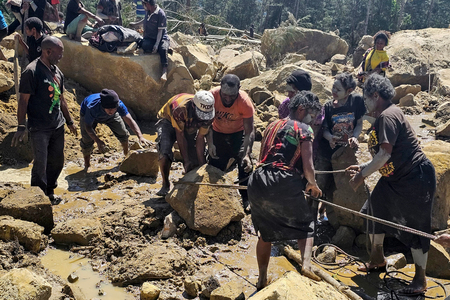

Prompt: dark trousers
[
  {"left": 30, "top": 126, "right": 65, "bottom": 195},
  {"left": 140, "top": 38, "right": 169, "bottom": 67},
  {"left": 208, "top": 130, "right": 250, "bottom": 198}
]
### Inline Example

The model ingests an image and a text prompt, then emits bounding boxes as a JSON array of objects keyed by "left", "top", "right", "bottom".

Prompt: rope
[{"left": 303, "top": 192, "right": 437, "bottom": 241}]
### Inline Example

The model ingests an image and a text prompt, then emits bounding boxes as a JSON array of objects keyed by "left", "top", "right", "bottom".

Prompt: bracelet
[
  {"left": 17, "top": 125, "right": 26, "bottom": 132},
  {"left": 66, "top": 120, "right": 74, "bottom": 126}
]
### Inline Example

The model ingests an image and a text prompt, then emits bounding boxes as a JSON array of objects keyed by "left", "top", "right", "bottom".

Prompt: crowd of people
[{"left": 0, "top": 2, "right": 446, "bottom": 295}]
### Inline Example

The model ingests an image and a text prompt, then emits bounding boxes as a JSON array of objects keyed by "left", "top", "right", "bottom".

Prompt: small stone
[
  {"left": 210, "top": 280, "right": 244, "bottom": 300},
  {"left": 316, "top": 246, "right": 337, "bottom": 263},
  {"left": 386, "top": 253, "right": 407, "bottom": 272},
  {"left": 67, "top": 272, "right": 78, "bottom": 283},
  {"left": 201, "top": 275, "right": 220, "bottom": 298},
  {"left": 141, "top": 282, "right": 161, "bottom": 300},
  {"left": 331, "top": 226, "right": 356, "bottom": 249},
  {"left": 184, "top": 277, "right": 201, "bottom": 298},
  {"left": 98, "top": 289, "right": 105, "bottom": 296}
]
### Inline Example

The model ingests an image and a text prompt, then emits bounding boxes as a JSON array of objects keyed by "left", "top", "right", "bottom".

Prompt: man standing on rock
[
  {"left": 208, "top": 74, "right": 255, "bottom": 205},
  {"left": 156, "top": 91, "right": 215, "bottom": 196},
  {"left": 130, "top": 0, "right": 169, "bottom": 81},
  {"left": 79, "top": 89, "right": 150, "bottom": 171},
  {"left": 11, "top": 36, "right": 78, "bottom": 203}
]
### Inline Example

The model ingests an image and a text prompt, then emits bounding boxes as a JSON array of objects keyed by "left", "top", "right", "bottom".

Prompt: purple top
[{"left": 278, "top": 97, "right": 291, "bottom": 119}]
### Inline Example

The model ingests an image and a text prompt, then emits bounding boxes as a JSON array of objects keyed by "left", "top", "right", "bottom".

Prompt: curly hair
[
  {"left": 363, "top": 74, "right": 396, "bottom": 101},
  {"left": 25, "top": 17, "right": 43, "bottom": 32},
  {"left": 373, "top": 30, "right": 391, "bottom": 46},
  {"left": 289, "top": 90, "right": 322, "bottom": 112},
  {"left": 334, "top": 72, "right": 356, "bottom": 91}
]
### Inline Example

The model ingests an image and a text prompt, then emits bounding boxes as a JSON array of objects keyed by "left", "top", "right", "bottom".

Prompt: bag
[{"left": 89, "top": 25, "right": 142, "bottom": 53}]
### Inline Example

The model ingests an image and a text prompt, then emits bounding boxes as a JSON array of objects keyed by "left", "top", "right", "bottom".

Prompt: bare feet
[
  {"left": 156, "top": 186, "right": 170, "bottom": 197},
  {"left": 301, "top": 268, "right": 321, "bottom": 281},
  {"left": 256, "top": 275, "right": 268, "bottom": 290},
  {"left": 357, "top": 260, "right": 387, "bottom": 272},
  {"left": 398, "top": 282, "right": 427, "bottom": 295}
]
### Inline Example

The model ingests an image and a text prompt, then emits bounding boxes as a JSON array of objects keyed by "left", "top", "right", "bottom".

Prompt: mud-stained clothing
[
  {"left": 248, "top": 119, "right": 315, "bottom": 242},
  {"left": 19, "top": 59, "right": 66, "bottom": 195},
  {"left": 362, "top": 104, "right": 435, "bottom": 253}
]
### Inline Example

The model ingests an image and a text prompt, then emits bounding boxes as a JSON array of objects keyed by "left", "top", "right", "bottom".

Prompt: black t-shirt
[
  {"left": 320, "top": 93, "right": 366, "bottom": 157},
  {"left": 19, "top": 59, "right": 65, "bottom": 131},
  {"left": 64, "top": 0, "right": 83, "bottom": 33},
  {"left": 27, "top": 34, "right": 46, "bottom": 62},
  {"left": 368, "top": 104, "right": 426, "bottom": 180}
]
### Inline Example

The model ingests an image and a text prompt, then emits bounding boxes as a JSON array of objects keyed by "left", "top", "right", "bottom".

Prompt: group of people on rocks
[{"left": 3, "top": 3, "right": 445, "bottom": 295}]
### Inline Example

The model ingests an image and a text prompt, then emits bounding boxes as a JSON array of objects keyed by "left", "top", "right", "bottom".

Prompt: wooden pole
[{"left": 14, "top": 35, "right": 20, "bottom": 101}]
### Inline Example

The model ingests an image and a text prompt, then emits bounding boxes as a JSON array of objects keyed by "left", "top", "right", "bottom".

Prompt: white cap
[{"left": 193, "top": 90, "right": 215, "bottom": 121}]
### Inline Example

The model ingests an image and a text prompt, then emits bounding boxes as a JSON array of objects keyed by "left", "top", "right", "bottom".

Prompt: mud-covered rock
[
  {"left": 435, "top": 101, "right": 450, "bottom": 125},
  {"left": 161, "top": 211, "right": 182, "bottom": 239},
  {"left": 331, "top": 226, "right": 356, "bottom": 249},
  {"left": 434, "top": 69, "right": 450, "bottom": 96},
  {"left": 184, "top": 277, "right": 201, "bottom": 298},
  {"left": 216, "top": 48, "right": 239, "bottom": 66},
  {"left": 223, "top": 51, "right": 260, "bottom": 80},
  {"left": 210, "top": 280, "right": 244, "bottom": 300},
  {"left": 58, "top": 35, "right": 194, "bottom": 120},
  {"left": 281, "top": 53, "right": 306, "bottom": 65},
  {"left": 0, "top": 187, "right": 53, "bottom": 233},
  {"left": 387, "top": 28, "right": 450, "bottom": 89},
  {"left": 330, "top": 54, "right": 346, "bottom": 65},
  {"left": 51, "top": 218, "right": 103, "bottom": 246},
  {"left": 392, "top": 84, "right": 422, "bottom": 104},
  {"left": 317, "top": 246, "right": 337, "bottom": 263},
  {"left": 119, "top": 149, "right": 159, "bottom": 177},
  {"left": 0, "top": 61, "right": 15, "bottom": 93},
  {"left": 422, "top": 141, "right": 450, "bottom": 230},
  {"left": 427, "top": 241, "right": 450, "bottom": 279},
  {"left": 386, "top": 253, "right": 407, "bottom": 272},
  {"left": 0, "top": 268, "right": 52, "bottom": 300},
  {"left": 0, "top": 216, "right": 47, "bottom": 252},
  {"left": 177, "top": 44, "right": 216, "bottom": 80},
  {"left": 261, "top": 26, "right": 349, "bottom": 66},
  {"left": 201, "top": 275, "right": 221, "bottom": 298},
  {"left": 107, "top": 241, "right": 193, "bottom": 286},
  {"left": 166, "top": 164, "right": 245, "bottom": 236},
  {"left": 141, "top": 282, "right": 161, "bottom": 300},
  {"left": 435, "top": 120, "right": 450, "bottom": 137},
  {"left": 330, "top": 147, "right": 368, "bottom": 232},
  {"left": 398, "top": 93, "right": 416, "bottom": 106},
  {"left": 251, "top": 271, "right": 348, "bottom": 300}
]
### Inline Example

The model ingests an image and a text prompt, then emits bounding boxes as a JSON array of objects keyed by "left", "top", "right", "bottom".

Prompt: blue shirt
[
  {"left": 144, "top": 5, "right": 168, "bottom": 40},
  {"left": 134, "top": 0, "right": 145, "bottom": 18},
  {"left": 0, "top": 10, "right": 7, "bottom": 30},
  {"left": 80, "top": 93, "right": 129, "bottom": 126}
]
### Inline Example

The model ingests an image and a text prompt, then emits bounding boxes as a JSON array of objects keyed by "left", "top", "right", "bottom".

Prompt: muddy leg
[
  {"left": 399, "top": 249, "right": 428, "bottom": 294},
  {"left": 121, "top": 141, "right": 129, "bottom": 156},
  {"left": 358, "top": 233, "right": 386, "bottom": 271},
  {"left": 83, "top": 154, "right": 91, "bottom": 171},
  {"left": 256, "top": 237, "right": 271, "bottom": 290},
  {"left": 157, "top": 155, "right": 171, "bottom": 196},
  {"left": 298, "top": 237, "right": 321, "bottom": 281}
]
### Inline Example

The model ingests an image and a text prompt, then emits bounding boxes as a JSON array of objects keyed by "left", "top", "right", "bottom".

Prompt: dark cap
[
  {"left": 286, "top": 70, "right": 312, "bottom": 91},
  {"left": 100, "top": 89, "right": 120, "bottom": 109},
  {"left": 220, "top": 74, "right": 240, "bottom": 96}
]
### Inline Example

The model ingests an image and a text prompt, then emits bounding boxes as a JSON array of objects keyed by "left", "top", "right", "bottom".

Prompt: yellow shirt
[{"left": 364, "top": 49, "right": 389, "bottom": 72}]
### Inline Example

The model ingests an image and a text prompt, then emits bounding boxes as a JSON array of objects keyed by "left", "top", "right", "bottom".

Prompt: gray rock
[
  {"left": 435, "top": 119, "right": 450, "bottom": 137},
  {"left": 161, "top": 211, "right": 182, "bottom": 239},
  {"left": 223, "top": 51, "right": 260, "bottom": 80},
  {"left": 201, "top": 275, "right": 221, "bottom": 298},
  {"left": 331, "top": 226, "right": 356, "bottom": 249},
  {"left": 392, "top": 84, "right": 421, "bottom": 104},
  {"left": 386, "top": 253, "right": 407, "bottom": 272},
  {"left": 316, "top": 246, "right": 337, "bottom": 263},
  {"left": 435, "top": 101, "right": 450, "bottom": 125},
  {"left": 119, "top": 149, "right": 159, "bottom": 177},
  {"left": 398, "top": 93, "right": 416, "bottom": 106},
  {"left": 330, "top": 54, "right": 347, "bottom": 65}
]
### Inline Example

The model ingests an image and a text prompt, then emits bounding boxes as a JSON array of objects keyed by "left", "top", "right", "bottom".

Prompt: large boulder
[
  {"left": 427, "top": 241, "right": 450, "bottom": 279},
  {"left": 119, "top": 148, "right": 159, "bottom": 177},
  {"left": 387, "top": 28, "right": 450, "bottom": 88},
  {"left": 166, "top": 164, "right": 245, "bottom": 236},
  {"left": 434, "top": 101, "right": 450, "bottom": 125},
  {"left": 392, "top": 84, "right": 422, "bottom": 104},
  {"left": 0, "top": 187, "right": 53, "bottom": 233},
  {"left": 329, "top": 147, "right": 368, "bottom": 232},
  {"left": 51, "top": 218, "right": 103, "bottom": 246},
  {"left": 176, "top": 44, "right": 216, "bottom": 80},
  {"left": 0, "top": 268, "right": 52, "bottom": 300},
  {"left": 261, "top": 26, "right": 349, "bottom": 66},
  {"left": 240, "top": 64, "right": 333, "bottom": 104},
  {"left": 434, "top": 69, "right": 450, "bottom": 96},
  {"left": 422, "top": 141, "right": 450, "bottom": 230},
  {"left": 216, "top": 48, "right": 240, "bottom": 67},
  {"left": 0, "top": 60, "right": 15, "bottom": 93},
  {"left": 107, "top": 241, "right": 193, "bottom": 285},
  {"left": 352, "top": 35, "right": 373, "bottom": 68},
  {"left": 436, "top": 120, "right": 450, "bottom": 137},
  {"left": 223, "top": 51, "right": 260, "bottom": 80},
  {"left": 58, "top": 36, "right": 194, "bottom": 120},
  {"left": 0, "top": 216, "right": 47, "bottom": 252},
  {"left": 251, "top": 271, "right": 348, "bottom": 300}
]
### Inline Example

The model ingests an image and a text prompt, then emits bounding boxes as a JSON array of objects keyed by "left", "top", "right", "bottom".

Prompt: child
[{"left": 16, "top": 17, "right": 47, "bottom": 63}]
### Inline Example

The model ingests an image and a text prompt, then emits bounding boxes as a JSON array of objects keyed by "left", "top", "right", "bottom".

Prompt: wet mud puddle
[{"left": 41, "top": 248, "right": 134, "bottom": 299}]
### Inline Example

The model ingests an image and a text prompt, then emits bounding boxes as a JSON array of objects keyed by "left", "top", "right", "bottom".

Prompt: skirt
[
  {"left": 361, "top": 159, "right": 436, "bottom": 253},
  {"left": 248, "top": 167, "right": 315, "bottom": 242}
]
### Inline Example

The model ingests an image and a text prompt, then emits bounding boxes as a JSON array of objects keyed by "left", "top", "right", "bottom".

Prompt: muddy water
[
  {"left": 405, "top": 112, "right": 435, "bottom": 144},
  {"left": 41, "top": 249, "right": 135, "bottom": 299}
]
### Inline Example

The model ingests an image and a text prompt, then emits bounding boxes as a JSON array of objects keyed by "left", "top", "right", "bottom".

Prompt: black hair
[
  {"left": 363, "top": 74, "right": 396, "bottom": 101},
  {"left": 373, "top": 30, "right": 390, "bottom": 46},
  {"left": 58, "top": 12, "right": 64, "bottom": 19},
  {"left": 289, "top": 90, "right": 322, "bottom": 112},
  {"left": 334, "top": 72, "right": 356, "bottom": 91},
  {"left": 143, "top": 0, "right": 156, "bottom": 5},
  {"left": 25, "top": 17, "right": 43, "bottom": 33}
]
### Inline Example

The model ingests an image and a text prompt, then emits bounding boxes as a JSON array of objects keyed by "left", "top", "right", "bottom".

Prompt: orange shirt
[{"left": 210, "top": 86, "right": 255, "bottom": 134}]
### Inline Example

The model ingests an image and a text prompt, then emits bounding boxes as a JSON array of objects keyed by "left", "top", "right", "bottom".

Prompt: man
[
  {"left": 11, "top": 36, "right": 78, "bottom": 203},
  {"left": 80, "top": 89, "right": 150, "bottom": 170},
  {"left": 96, "top": 0, "right": 121, "bottom": 25},
  {"left": 134, "top": 0, "right": 145, "bottom": 20},
  {"left": 208, "top": 74, "right": 255, "bottom": 199},
  {"left": 65, "top": 0, "right": 104, "bottom": 42},
  {"left": 156, "top": 91, "right": 215, "bottom": 196},
  {"left": 16, "top": 17, "right": 47, "bottom": 63},
  {"left": 130, "top": 0, "right": 169, "bottom": 81}
]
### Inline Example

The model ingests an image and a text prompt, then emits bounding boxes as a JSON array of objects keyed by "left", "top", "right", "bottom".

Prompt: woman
[
  {"left": 278, "top": 70, "right": 312, "bottom": 119},
  {"left": 357, "top": 31, "right": 390, "bottom": 82},
  {"left": 347, "top": 74, "right": 436, "bottom": 295},
  {"left": 248, "top": 91, "right": 322, "bottom": 289},
  {"left": 316, "top": 73, "right": 365, "bottom": 209}
]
